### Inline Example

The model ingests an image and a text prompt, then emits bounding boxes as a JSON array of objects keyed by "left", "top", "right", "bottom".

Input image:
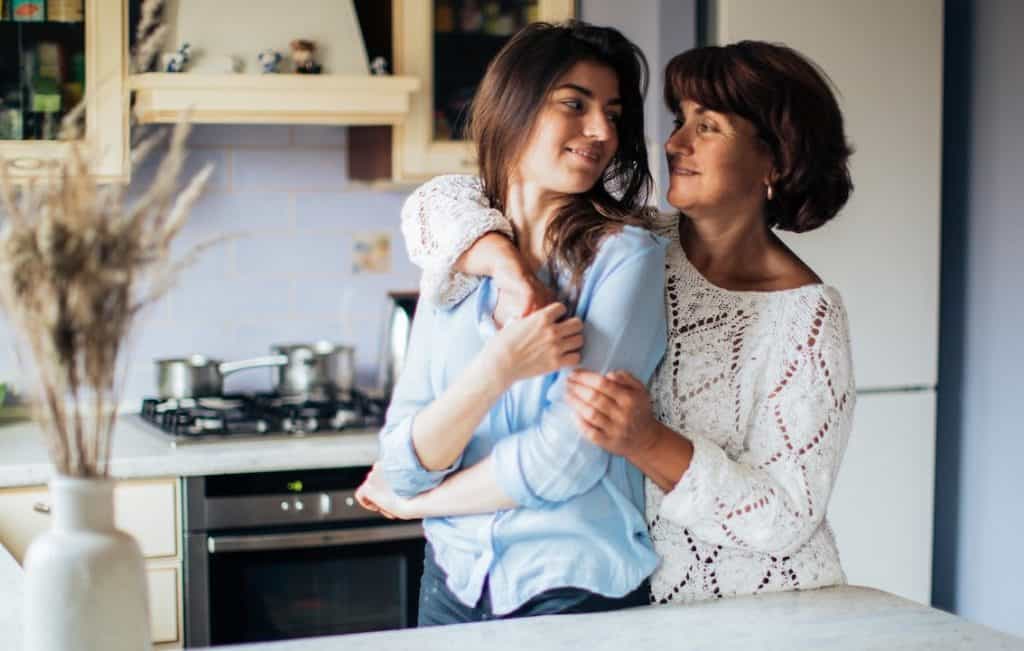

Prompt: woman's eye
[
  {"left": 562, "top": 99, "right": 583, "bottom": 111},
  {"left": 672, "top": 118, "right": 683, "bottom": 131},
  {"left": 697, "top": 122, "right": 716, "bottom": 134},
  {"left": 607, "top": 112, "right": 622, "bottom": 125}
]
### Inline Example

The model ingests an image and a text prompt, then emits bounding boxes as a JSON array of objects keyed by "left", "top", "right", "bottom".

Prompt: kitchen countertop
[
  {"left": 195, "top": 585, "right": 1020, "bottom": 651},
  {"left": 0, "top": 542, "right": 23, "bottom": 647},
  {"left": 0, "top": 415, "right": 380, "bottom": 488},
  {"left": 3, "top": 578, "right": 1020, "bottom": 650}
]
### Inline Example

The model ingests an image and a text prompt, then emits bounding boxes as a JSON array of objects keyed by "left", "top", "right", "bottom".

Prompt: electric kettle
[{"left": 378, "top": 291, "right": 418, "bottom": 400}]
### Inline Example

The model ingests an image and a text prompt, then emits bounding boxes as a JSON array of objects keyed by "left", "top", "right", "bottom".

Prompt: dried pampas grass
[{"left": 0, "top": 0, "right": 217, "bottom": 476}]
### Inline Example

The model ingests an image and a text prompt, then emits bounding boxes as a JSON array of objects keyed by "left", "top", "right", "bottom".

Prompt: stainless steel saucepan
[
  {"left": 157, "top": 342, "right": 356, "bottom": 400},
  {"left": 156, "top": 354, "right": 288, "bottom": 400},
  {"left": 270, "top": 342, "right": 355, "bottom": 397}
]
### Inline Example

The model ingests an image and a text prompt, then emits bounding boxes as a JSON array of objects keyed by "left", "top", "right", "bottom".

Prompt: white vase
[{"left": 23, "top": 476, "right": 152, "bottom": 651}]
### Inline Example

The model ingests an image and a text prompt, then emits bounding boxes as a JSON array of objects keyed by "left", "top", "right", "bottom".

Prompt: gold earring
[{"left": 766, "top": 183, "right": 774, "bottom": 201}]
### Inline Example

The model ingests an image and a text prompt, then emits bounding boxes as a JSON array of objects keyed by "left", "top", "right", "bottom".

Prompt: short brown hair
[
  {"left": 665, "top": 41, "right": 853, "bottom": 232},
  {"left": 468, "top": 21, "right": 652, "bottom": 298}
]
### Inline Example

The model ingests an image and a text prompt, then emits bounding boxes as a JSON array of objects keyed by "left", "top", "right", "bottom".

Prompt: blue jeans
[{"left": 417, "top": 542, "right": 651, "bottom": 627}]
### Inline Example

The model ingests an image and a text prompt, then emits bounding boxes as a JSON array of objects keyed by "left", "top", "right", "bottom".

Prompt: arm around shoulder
[{"left": 400, "top": 175, "right": 514, "bottom": 307}]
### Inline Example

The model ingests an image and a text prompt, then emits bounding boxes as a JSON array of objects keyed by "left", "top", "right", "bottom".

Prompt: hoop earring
[{"left": 766, "top": 184, "right": 774, "bottom": 201}]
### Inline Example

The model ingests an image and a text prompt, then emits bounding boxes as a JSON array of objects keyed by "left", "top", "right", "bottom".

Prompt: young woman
[
  {"left": 361, "top": 40, "right": 857, "bottom": 606},
  {"left": 369, "top": 22, "right": 668, "bottom": 625}
]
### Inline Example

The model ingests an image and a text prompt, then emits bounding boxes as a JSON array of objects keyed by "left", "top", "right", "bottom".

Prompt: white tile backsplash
[{"left": 0, "top": 125, "right": 419, "bottom": 402}]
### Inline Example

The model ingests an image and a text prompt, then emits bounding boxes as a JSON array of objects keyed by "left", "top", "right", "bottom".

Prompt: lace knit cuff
[
  {"left": 657, "top": 431, "right": 729, "bottom": 527},
  {"left": 420, "top": 210, "right": 514, "bottom": 308},
  {"left": 435, "top": 207, "right": 514, "bottom": 268}
]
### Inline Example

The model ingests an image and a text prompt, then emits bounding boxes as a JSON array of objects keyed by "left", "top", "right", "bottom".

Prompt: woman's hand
[
  {"left": 355, "top": 465, "right": 416, "bottom": 520},
  {"left": 485, "top": 302, "right": 584, "bottom": 387},
  {"left": 458, "top": 233, "right": 557, "bottom": 325},
  {"left": 566, "top": 370, "right": 662, "bottom": 457},
  {"left": 493, "top": 267, "right": 559, "bottom": 326}
]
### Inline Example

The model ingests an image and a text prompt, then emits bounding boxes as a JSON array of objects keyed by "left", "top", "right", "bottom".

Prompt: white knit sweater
[{"left": 400, "top": 174, "right": 856, "bottom": 604}]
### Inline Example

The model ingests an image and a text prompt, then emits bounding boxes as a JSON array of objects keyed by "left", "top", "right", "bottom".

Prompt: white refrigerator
[{"left": 710, "top": 0, "right": 943, "bottom": 604}]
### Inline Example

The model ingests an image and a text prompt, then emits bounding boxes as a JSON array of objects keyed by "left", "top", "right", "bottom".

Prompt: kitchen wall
[
  {"left": 0, "top": 0, "right": 698, "bottom": 405},
  {"left": 0, "top": 125, "right": 421, "bottom": 402},
  {"left": 582, "top": 0, "right": 698, "bottom": 211},
  {"left": 933, "top": 0, "right": 1024, "bottom": 638}
]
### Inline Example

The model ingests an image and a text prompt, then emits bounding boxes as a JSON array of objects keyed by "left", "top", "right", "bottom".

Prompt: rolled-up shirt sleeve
[
  {"left": 376, "top": 302, "right": 463, "bottom": 497},
  {"left": 491, "top": 233, "right": 668, "bottom": 508}
]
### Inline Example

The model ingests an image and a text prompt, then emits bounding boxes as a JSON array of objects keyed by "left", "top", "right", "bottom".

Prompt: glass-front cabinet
[
  {"left": 391, "top": 0, "right": 575, "bottom": 182},
  {"left": 0, "top": 0, "right": 128, "bottom": 179}
]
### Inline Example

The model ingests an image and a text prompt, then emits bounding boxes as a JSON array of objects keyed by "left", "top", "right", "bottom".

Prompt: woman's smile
[
  {"left": 669, "top": 161, "right": 699, "bottom": 176},
  {"left": 566, "top": 145, "right": 604, "bottom": 164}
]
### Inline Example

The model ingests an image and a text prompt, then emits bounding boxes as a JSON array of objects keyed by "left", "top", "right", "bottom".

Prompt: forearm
[
  {"left": 411, "top": 353, "right": 508, "bottom": 471},
  {"left": 405, "top": 456, "right": 516, "bottom": 518},
  {"left": 626, "top": 422, "right": 694, "bottom": 492},
  {"left": 401, "top": 175, "right": 492, "bottom": 266},
  {"left": 655, "top": 427, "right": 845, "bottom": 556},
  {"left": 455, "top": 232, "right": 526, "bottom": 281},
  {"left": 496, "top": 238, "right": 668, "bottom": 505}
]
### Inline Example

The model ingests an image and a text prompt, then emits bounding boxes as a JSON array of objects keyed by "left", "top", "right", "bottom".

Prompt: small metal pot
[
  {"left": 156, "top": 354, "right": 287, "bottom": 400},
  {"left": 270, "top": 342, "right": 356, "bottom": 398}
]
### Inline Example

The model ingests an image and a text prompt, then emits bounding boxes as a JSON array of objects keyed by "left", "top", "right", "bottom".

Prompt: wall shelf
[{"left": 128, "top": 73, "right": 420, "bottom": 126}]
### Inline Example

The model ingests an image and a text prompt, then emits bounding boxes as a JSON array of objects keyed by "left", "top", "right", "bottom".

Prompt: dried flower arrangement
[{"left": 0, "top": 0, "right": 218, "bottom": 476}]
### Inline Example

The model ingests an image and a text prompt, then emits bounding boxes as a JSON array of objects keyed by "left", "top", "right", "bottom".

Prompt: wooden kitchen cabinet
[
  {"left": 0, "top": 0, "right": 129, "bottom": 181},
  {"left": 127, "top": 0, "right": 419, "bottom": 129},
  {"left": 0, "top": 477, "right": 184, "bottom": 647},
  {"left": 351, "top": 0, "right": 576, "bottom": 183},
  {"left": 0, "top": 483, "right": 50, "bottom": 563},
  {"left": 147, "top": 565, "right": 182, "bottom": 646}
]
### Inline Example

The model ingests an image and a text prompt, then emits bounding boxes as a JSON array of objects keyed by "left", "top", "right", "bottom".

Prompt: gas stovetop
[{"left": 139, "top": 391, "right": 386, "bottom": 447}]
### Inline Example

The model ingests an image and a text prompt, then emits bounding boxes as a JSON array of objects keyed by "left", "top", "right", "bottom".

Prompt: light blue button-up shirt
[{"left": 378, "top": 225, "right": 668, "bottom": 615}]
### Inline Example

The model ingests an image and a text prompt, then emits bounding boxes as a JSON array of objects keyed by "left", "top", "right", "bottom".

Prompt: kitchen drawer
[
  {"left": 115, "top": 479, "right": 179, "bottom": 559},
  {"left": 148, "top": 565, "right": 181, "bottom": 645},
  {"left": 0, "top": 485, "right": 52, "bottom": 563},
  {"left": 0, "top": 478, "right": 179, "bottom": 561}
]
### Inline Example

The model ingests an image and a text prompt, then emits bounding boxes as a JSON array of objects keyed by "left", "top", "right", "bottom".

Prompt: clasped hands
[{"left": 356, "top": 267, "right": 660, "bottom": 517}]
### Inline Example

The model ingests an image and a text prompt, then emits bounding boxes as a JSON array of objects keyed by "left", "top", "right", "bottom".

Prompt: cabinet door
[
  {"left": 0, "top": 477, "right": 179, "bottom": 562},
  {"left": 392, "top": 0, "right": 575, "bottom": 182},
  {"left": 828, "top": 391, "right": 937, "bottom": 604},
  {"left": 709, "top": 0, "right": 942, "bottom": 390},
  {"left": 147, "top": 565, "right": 181, "bottom": 645},
  {"left": 114, "top": 478, "right": 179, "bottom": 559},
  {"left": 0, "top": 0, "right": 128, "bottom": 180},
  {"left": 0, "top": 484, "right": 51, "bottom": 563}
]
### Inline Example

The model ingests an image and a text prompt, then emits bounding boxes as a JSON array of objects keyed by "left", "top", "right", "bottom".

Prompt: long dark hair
[
  {"left": 467, "top": 21, "right": 652, "bottom": 296},
  {"left": 665, "top": 41, "right": 853, "bottom": 232}
]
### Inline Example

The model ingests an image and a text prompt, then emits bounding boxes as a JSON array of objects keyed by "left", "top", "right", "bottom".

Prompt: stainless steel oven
[{"left": 183, "top": 467, "right": 425, "bottom": 647}]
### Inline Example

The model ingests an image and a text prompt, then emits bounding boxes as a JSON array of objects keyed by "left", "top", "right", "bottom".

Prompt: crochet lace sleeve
[
  {"left": 658, "top": 288, "right": 856, "bottom": 557},
  {"left": 399, "top": 174, "right": 514, "bottom": 308}
]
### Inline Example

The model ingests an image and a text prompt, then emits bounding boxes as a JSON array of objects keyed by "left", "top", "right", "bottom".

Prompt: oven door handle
[{"left": 206, "top": 523, "right": 424, "bottom": 554}]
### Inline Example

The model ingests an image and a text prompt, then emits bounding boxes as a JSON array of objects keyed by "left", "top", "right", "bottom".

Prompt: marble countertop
[
  {"left": 0, "top": 542, "right": 23, "bottom": 647},
  {"left": 0, "top": 415, "right": 380, "bottom": 488},
  {"left": 196, "top": 585, "right": 1021, "bottom": 651},
  {"left": 3, "top": 544, "right": 1021, "bottom": 651}
]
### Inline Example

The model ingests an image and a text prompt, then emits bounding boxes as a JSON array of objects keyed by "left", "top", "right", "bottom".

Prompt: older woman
[{"left": 359, "top": 40, "right": 856, "bottom": 605}]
